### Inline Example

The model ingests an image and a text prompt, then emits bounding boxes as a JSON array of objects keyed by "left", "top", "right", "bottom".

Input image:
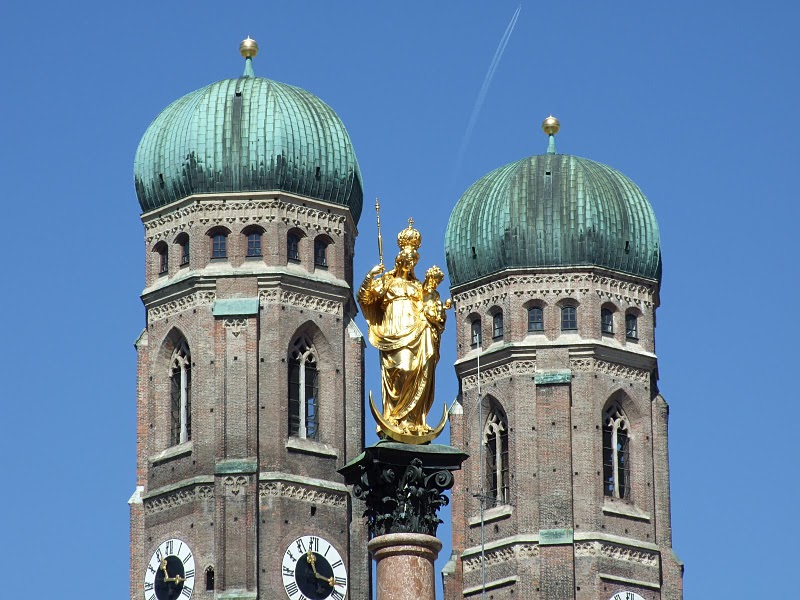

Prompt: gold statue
[{"left": 358, "top": 216, "right": 452, "bottom": 444}]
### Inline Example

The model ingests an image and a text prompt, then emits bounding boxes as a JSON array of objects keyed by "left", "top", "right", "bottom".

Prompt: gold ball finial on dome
[
  {"left": 542, "top": 115, "right": 560, "bottom": 136},
  {"left": 239, "top": 36, "right": 259, "bottom": 59}
]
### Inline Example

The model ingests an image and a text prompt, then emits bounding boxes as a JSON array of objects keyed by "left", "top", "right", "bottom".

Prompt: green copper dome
[
  {"left": 445, "top": 153, "right": 661, "bottom": 286},
  {"left": 134, "top": 59, "right": 363, "bottom": 220}
]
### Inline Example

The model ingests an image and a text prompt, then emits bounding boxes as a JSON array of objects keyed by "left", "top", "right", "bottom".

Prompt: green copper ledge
[
  {"left": 445, "top": 153, "right": 662, "bottom": 286},
  {"left": 134, "top": 75, "right": 363, "bottom": 221}
]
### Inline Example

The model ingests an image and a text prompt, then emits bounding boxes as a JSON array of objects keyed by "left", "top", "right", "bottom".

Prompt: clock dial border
[
  {"left": 281, "top": 535, "right": 348, "bottom": 600},
  {"left": 143, "top": 538, "right": 197, "bottom": 600}
]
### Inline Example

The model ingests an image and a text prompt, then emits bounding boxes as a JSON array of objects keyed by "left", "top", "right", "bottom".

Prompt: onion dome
[
  {"left": 445, "top": 117, "right": 661, "bottom": 287},
  {"left": 134, "top": 38, "right": 364, "bottom": 221}
]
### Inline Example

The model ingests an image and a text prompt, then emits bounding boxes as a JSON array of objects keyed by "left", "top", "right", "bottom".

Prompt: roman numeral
[
  {"left": 330, "top": 559, "right": 343, "bottom": 569},
  {"left": 296, "top": 538, "right": 306, "bottom": 553},
  {"left": 155, "top": 549, "right": 163, "bottom": 562},
  {"left": 323, "top": 543, "right": 330, "bottom": 557},
  {"left": 181, "top": 586, "right": 192, "bottom": 597},
  {"left": 309, "top": 536, "right": 319, "bottom": 552},
  {"left": 182, "top": 552, "right": 192, "bottom": 564},
  {"left": 147, "top": 564, "right": 156, "bottom": 574},
  {"left": 283, "top": 566, "right": 294, "bottom": 576},
  {"left": 165, "top": 540, "right": 174, "bottom": 555},
  {"left": 184, "top": 569, "right": 195, "bottom": 579},
  {"left": 331, "top": 590, "right": 344, "bottom": 600},
  {"left": 177, "top": 541, "right": 183, "bottom": 555},
  {"left": 284, "top": 581, "right": 299, "bottom": 596},
  {"left": 285, "top": 549, "right": 296, "bottom": 562},
  {"left": 334, "top": 576, "right": 347, "bottom": 586},
  {"left": 144, "top": 582, "right": 153, "bottom": 591}
]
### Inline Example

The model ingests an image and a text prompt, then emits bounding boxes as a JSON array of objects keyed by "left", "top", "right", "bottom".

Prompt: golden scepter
[{"left": 375, "top": 198, "right": 384, "bottom": 268}]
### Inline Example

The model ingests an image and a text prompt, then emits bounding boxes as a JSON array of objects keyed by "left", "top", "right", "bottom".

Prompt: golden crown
[{"left": 397, "top": 218, "right": 422, "bottom": 251}]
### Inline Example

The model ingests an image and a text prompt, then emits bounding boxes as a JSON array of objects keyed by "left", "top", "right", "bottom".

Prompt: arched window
[
  {"left": 492, "top": 311, "right": 504, "bottom": 339},
  {"left": 287, "top": 232, "right": 300, "bottom": 261},
  {"left": 484, "top": 407, "right": 509, "bottom": 506},
  {"left": 626, "top": 313, "right": 638, "bottom": 340},
  {"left": 209, "top": 228, "right": 228, "bottom": 259},
  {"left": 175, "top": 233, "right": 190, "bottom": 266},
  {"left": 601, "top": 308, "right": 614, "bottom": 334},
  {"left": 205, "top": 566, "right": 214, "bottom": 591},
  {"left": 155, "top": 243, "right": 168, "bottom": 275},
  {"left": 245, "top": 230, "right": 262, "bottom": 257},
  {"left": 288, "top": 336, "right": 319, "bottom": 440},
  {"left": 527, "top": 306, "right": 544, "bottom": 332},
  {"left": 470, "top": 318, "right": 482, "bottom": 348},
  {"left": 314, "top": 238, "right": 328, "bottom": 267},
  {"left": 603, "top": 403, "right": 630, "bottom": 499},
  {"left": 561, "top": 305, "right": 577, "bottom": 331},
  {"left": 170, "top": 340, "right": 191, "bottom": 446}
]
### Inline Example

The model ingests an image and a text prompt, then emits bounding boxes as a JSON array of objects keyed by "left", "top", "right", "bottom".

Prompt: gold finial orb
[
  {"left": 542, "top": 115, "right": 560, "bottom": 136},
  {"left": 239, "top": 37, "right": 259, "bottom": 59}
]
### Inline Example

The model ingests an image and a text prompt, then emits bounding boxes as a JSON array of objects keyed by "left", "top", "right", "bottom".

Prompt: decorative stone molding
[
  {"left": 259, "top": 481, "right": 347, "bottom": 507},
  {"left": 223, "top": 318, "right": 247, "bottom": 336},
  {"left": 462, "top": 360, "right": 536, "bottom": 390},
  {"left": 148, "top": 291, "right": 216, "bottom": 322},
  {"left": 569, "top": 357, "right": 649, "bottom": 382},
  {"left": 143, "top": 198, "right": 348, "bottom": 244},
  {"left": 462, "top": 543, "right": 539, "bottom": 573},
  {"left": 575, "top": 541, "right": 659, "bottom": 567},
  {"left": 453, "top": 273, "right": 654, "bottom": 314},
  {"left": 144, "top": 484, "right": 213, "bottom": 515},
  {"left": 223, "top": 475, "right": 249, "bottom": 497},
  {"left": 258, "top": 289, "right": 343, "bottom": 316}
]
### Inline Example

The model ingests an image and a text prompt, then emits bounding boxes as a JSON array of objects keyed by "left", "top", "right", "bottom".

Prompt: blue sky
[{"left": 1, "top": 1, "right": 798, "bottom": 598}]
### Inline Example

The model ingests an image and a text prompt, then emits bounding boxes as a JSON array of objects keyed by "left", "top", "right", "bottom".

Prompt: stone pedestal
[
  {"left": 340, "top": 440, "right": 467, "bottom": 600},
  {"left": 369, "top": 533, "right": 442, "bottom": 600}
]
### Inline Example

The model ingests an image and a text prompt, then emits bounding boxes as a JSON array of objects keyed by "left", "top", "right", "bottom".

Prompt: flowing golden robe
[{"left": 358, "top": 271, "right": 439, "bottom": 432}]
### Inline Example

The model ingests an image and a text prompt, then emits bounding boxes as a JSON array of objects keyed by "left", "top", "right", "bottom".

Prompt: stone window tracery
[
  {"left": 484, "top": 408, "right": 509, "bottom": 506},
  {"left": 170, "top": 340, "right": 192, "bottom": 446},
  {"left": 288, "top": 335, "right": 319, "bottom": 440},
  {"left": 603, "top": 403, "right": 630, "bottom": 499}
]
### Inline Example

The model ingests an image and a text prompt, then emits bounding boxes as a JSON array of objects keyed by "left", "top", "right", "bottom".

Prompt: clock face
[
  {"left": 281, "top": 535, "right": 348, "bottom": 600},
  {"left": 143, "top": 538, "right": 196, "bottom": 600},
  {"left": 609, "top": 592, "right": 645, "bottom": 600}
]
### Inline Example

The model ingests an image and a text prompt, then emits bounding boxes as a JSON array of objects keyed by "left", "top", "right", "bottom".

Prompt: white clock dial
[
  {"left": 608, "top": 592, "right": 645, "bottom": 600},
  {"left": 143, "top": 538, "right": 196, "bottom": 600},
  {"left": 281, "top": 535, "right": 348, "bottom": 600}
]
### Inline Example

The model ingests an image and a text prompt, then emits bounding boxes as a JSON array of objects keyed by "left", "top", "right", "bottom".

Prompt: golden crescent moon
[{"left": 369, "top": 391, "right": 448, "bottom": 445}]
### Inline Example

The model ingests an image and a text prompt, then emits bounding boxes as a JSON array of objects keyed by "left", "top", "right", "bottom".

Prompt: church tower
[
  {"left": 442, "top": 118, "right": 683, "bottom": 600},
  {"left": 129, "top": 39, "right": 368, "bottom": 600}
]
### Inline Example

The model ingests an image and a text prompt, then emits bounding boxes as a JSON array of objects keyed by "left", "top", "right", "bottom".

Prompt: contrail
[{"left": 451, "top": 3, "right": 522, "bottom": 188}]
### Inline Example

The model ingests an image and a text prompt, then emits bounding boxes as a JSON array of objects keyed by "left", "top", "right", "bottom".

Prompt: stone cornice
[
  {"left": 141, "top": 192, "right": 356, "bottom": 244},
  {"left": 452, "top": 270, "right": 657, "bottom": 314}
]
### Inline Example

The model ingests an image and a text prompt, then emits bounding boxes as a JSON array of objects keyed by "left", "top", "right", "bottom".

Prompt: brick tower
[
  {"left": 441, "top": 119, "right": 683, "bottom": 600},
  {"left": 129, "top": 39, "right": 369, "bottom": 600}
]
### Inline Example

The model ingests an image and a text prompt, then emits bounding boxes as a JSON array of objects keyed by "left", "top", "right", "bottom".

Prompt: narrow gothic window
[
  {"left": 314, "top": 239, "right": 328, "bottom": 267},
  {"left": 158, "top": 246, "right": 168, "bottom": 275},
  {"left": 470, "top": 319, "right": 482, "bottom": 348},
  {"left": 170, "top": 340, "right": 191, "bottom": 446},
  {"left": 626, "top": 314, "right": 638, "bottom": 339},
  {"left": 211, "top": 232, "right": 227, "bottom": 259},
  {"left": 288, "top": 336, "right": 319, "bottom": 440},
  {"left": 246, "top": 232, "right": 262, "bottom": 257},
  {"left": 287, "top": 233, "right": 300, "bottom": 261},
  {"left": 179, "top": 236, "right": 190, "bottom": 266},
  {"left": 561, "top": 305, "right": 577, "bottom": 330},
  {"left": 484, "top": 409, "right": 509, "bottom": 506},
  {"left": 205, "top": 567, "right": 214, "bottom": 591},
  {"left": 527, "top": 306, "right": 543, "bottom": 332},
  {"left": 603, "top": 403, "right": 630, "bottom": 499},
  {"left": 601, "top": 308, "right": 614, "bottom": 334},
  {"left": 492, "top": 312, "right": 504, "bottom": 339}
]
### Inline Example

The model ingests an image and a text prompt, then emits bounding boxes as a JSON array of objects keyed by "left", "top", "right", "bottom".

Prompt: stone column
[{"left": 369, "top": 533, "right": 441, "bottom": 600}]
